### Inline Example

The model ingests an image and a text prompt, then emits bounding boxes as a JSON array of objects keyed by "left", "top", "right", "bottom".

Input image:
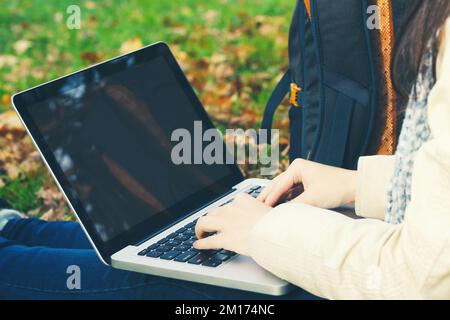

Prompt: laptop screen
[{"left": 12, "top": 43, "right": 243, "bottom": 262}]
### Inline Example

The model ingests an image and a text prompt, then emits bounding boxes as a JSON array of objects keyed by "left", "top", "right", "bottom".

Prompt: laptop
[{"left": 11, "top": 42, "right": 291, "bottom": 296}]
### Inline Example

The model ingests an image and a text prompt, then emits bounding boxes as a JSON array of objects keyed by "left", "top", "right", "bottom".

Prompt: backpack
[{"left": 261, "top": 0, "right": 419, "bottom": 169}]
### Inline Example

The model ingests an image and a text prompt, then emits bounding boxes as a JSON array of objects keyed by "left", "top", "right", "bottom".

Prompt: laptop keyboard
[{"left": 137, "top": 185, "right": 263, "bottom": 267}]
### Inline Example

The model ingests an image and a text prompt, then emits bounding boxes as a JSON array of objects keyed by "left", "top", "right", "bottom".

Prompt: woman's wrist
[{"left": 341, "top": 169, "right": 357, "bottom": 205}]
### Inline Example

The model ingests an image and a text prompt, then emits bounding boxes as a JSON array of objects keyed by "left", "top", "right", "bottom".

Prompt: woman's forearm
[{"left": 248, "top": 200, "right": 446, "bottom": 299}]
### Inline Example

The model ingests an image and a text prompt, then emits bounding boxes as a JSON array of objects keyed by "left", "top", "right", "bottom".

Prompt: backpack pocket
[{"left": 313, "top": 68, "right": 372, "bottom": 168}]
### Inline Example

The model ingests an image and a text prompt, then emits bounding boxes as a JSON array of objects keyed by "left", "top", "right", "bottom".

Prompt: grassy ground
[{"left": 0, "top": 0, "right": 293, "bottom": 219}]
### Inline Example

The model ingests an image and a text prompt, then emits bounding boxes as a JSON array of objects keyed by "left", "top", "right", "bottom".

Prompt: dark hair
[{"left": 393, "top": 1, "right": 450, "bottom": 101}]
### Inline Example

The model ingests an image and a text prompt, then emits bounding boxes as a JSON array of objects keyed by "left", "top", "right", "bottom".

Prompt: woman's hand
[
  {"left": 258, "top": 158, "right": 357, "bottom": 209},
  {"left": 193, "top": 159, "right": 356, "bottom": 253},
  {"left": 193, "top": 193, "right": 271, "bottom": 255}
]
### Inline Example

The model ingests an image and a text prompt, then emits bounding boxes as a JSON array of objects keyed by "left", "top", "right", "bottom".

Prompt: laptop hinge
[{"left": 133, "top": 188, "right": 237, "bottom": 247}]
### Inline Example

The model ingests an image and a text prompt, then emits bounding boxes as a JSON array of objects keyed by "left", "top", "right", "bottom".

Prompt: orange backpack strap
[
  {"left": 304, "top": 0, "right": 312, "bottom": 18},
  {"left": 376, "top": 0, "right": 397, "bottom": 155}
]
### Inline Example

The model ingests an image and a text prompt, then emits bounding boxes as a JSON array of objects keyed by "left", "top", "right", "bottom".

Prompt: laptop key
[
  {"left": 146, "top": 250, "right": 162, "bottom": 258},
  {"left": 175, "top": 234, "right": 190, "bottom": 242},
  {"left": 212, "top": 253, "right": 232, "bottom": 262},
  {"left": 183, "top": 229, "right": 195, "bottom": 237},
  {"left": 147, "top": 243, "right": 159, "bottom": 250},
  {"left": 191, "top": 249, "right": 217, "bottom": 260},
  {"left": 160, "top": 250, "right": 182, "bottom": 260},
  {"left": 166, "top": 232, "right": 178, "bottom": 239},
  {"left": 185, "top": 220, "right": 197, "bottom": 228},
  {"left": 174, "top": 250, "right": 198, "bottom": 262},
  {"left": 166, "top": 240, "right": 181, "bottom": 247},
  {"left": 138, "top": 248, "right": 149, "bottom": 256},
  {"left": 249, "top": 191, "right": 261, "bottom": 198},
  {"left": 247, "top": 186, "right": 263, "bottom": 198},
  {"left": 202, "top": 258, "right": 222, "bottom": 267},
  {"left": 176, "top": 244, "right": 191, "bottom": 252},
  {"left": 219, "top": 249, "right": 236, "bottom": 256},
  {"left": 175, "top": 227, "right": 187, "bottom": 234},
  {"left": 220, "top": 199, "right": 234, "bottom": 207},
  {"left": 155, "top": 245, "right": 172, "bottom": 252},
  {"left": 187, "top": 253, "right": 209, "bottom": 265},
  {"left": 157, "top": 238, "right": 169, "bottom": 244},
  {"left": 183, "top": 239, "right": 196, "bottom": 246}
]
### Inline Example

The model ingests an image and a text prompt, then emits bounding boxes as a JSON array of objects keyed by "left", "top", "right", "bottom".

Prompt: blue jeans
[{"left": 0, "top": 218, "right": 318, "bottom": 300}]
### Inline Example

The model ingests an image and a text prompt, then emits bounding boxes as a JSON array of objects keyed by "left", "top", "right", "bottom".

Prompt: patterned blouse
[{"left": 385, "top": 43, "right": 435, "bottom": 224}]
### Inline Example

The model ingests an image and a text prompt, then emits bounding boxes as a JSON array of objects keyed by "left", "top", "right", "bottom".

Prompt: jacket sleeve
[
  {"left": 248, "top": 18, "right": 450, "bottom": 299},
  {"left": 355, "top": 155, "right": 395, "bottom": 220}
]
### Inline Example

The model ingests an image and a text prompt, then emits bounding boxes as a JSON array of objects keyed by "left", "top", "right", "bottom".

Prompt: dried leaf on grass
[
  {"left": 0, "top": 110, "right": 71, "bottom": 220},
  {"left": 13, "top": 40, "right": 32, "bottom": 55},
  {"left": 0, "top": 111, "right": 25, "bottom": 135},
  {"left": 119, "top": 37, "right": 143, "bottom": 54}
]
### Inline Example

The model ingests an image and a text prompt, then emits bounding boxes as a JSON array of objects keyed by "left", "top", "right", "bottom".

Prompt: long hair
[{"left": 393, "top": 1, "right": 450, "bottom": 101}]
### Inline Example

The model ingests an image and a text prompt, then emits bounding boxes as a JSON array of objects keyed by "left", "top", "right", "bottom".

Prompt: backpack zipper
[{"left": 290, "top": 82, "right": 302, "bottom": 107}]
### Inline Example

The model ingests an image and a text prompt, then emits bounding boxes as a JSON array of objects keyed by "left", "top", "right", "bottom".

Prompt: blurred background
[{"left": 0, "top": 0, "right": 293, "bottom": 220}]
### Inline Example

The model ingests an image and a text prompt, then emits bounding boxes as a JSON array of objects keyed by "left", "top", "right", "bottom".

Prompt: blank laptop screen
[{"left": 15, "top": 45, "right": 243, "bottom": 256}]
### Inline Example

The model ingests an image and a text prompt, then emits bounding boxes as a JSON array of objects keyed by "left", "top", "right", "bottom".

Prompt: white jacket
[{"left": 248, "top": 18, "right": 450, "bottom": 299}]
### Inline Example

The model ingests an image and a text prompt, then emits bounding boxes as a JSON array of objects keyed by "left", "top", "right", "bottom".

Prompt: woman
[
  {"left": 193, "top": 1, "right": 450, "bottom": 299},
  {"left": 1, "top": 1, "right": 450, "bottom": 299}
]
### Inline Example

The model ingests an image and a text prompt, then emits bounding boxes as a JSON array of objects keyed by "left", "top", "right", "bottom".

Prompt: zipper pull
[{"left": 290, "top": 83, "right": 302, "bottom": 107}]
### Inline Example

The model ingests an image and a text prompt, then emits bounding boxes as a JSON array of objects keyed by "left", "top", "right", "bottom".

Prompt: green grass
[
  {"left": 0, "top": 0, "right": 293, "bottom": 96},
  {"left": 0, "top": 0, "right": 293, "bottom": 217},
  {"left": 0, "top": 170, "right": 45, "bottom": 213}
]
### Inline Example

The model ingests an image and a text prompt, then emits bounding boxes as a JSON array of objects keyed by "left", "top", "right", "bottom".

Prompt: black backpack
[{"left": 261, "top": 0, "right": 418, "bottom": 169}]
